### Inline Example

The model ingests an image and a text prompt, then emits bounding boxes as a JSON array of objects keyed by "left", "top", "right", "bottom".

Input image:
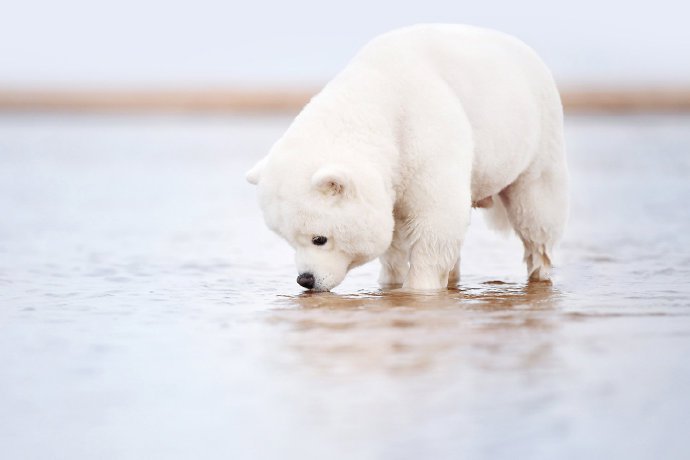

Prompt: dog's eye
[{"left": 312, "top": 236, "right": 328, "bottom": 246}]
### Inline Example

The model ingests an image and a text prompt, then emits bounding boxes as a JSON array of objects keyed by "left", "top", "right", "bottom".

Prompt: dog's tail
[{"left": 481, "top": 195, "right": 513, "bottom": 235}]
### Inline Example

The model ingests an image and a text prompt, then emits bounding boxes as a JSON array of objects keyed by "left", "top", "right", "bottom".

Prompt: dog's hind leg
[{"left": 500, "top": 159, "right": 568, "bottom": 281}]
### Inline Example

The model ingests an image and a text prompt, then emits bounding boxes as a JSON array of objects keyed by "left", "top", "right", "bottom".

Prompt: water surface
[{"left": 1, "top": 113, "right": 689, "bottom": 459}]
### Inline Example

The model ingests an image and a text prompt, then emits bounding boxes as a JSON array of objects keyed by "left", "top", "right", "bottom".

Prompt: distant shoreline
[{"left": 1, "top": 87, "right": 690, "bottom": 113}]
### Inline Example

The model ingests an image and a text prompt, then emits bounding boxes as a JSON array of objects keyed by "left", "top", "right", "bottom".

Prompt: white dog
[{"left": 247, "top": 24, "right": 568, "bottom": 291}]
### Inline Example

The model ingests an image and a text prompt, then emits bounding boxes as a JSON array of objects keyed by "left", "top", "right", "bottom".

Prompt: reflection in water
[
  {"left": 285, "top": 280, "right": 559, "bottom": 311},
  {"left": 268, "top": 282, "right": 561, "bottom": 375}
]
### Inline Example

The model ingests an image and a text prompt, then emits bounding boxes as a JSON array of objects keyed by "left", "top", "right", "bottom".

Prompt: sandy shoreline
[{"left": 1, "top": 87, "right": 690, "bottom": 113}]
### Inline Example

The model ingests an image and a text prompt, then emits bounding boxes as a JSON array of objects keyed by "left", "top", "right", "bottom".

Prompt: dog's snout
[{"left": 296, "top": 273, "right": 315, "bottom": 289}]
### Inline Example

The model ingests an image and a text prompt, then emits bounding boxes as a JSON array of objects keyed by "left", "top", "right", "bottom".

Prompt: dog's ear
[
  {"left": 311, "top": 165, "right": 354, "bottom": 197},
  {"left": 245, "top": 156, "right": 268, "bottom": 185}
]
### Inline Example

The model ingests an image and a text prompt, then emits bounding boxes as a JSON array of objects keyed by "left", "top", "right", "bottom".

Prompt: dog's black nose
[{"left": 296, "top": 273, "right": 315, "bottom": 289}]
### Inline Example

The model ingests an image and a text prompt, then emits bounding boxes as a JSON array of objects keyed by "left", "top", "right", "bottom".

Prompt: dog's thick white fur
[{"left": 247, "top": 24, "right": 569, "bottom": 291}]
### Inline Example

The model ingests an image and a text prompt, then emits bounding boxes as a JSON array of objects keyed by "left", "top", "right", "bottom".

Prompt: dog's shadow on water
[{"left": 267, "top": 281, "right": 563, "bottom": 375}]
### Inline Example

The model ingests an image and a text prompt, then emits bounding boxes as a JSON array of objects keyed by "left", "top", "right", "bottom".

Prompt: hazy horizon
[{"left": 1, "top": 0, "right": 689, "bottom": 89}]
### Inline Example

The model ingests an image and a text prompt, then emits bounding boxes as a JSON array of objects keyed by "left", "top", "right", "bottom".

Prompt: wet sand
[
  {"left": 2, "top": 87, "right": 690, "bottom": 112},
  {"left": 1, "top": 113, "right": 689, "bottom": 459}
]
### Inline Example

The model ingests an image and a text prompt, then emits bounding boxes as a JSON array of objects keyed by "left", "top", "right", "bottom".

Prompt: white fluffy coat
[{"left": 247, "top": 24, "right": 569, "bottom": 291}]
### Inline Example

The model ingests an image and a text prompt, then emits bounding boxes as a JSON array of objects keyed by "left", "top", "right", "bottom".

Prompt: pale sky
[{"left": 1, "top": 0, "right": 688, "bottom": 88}]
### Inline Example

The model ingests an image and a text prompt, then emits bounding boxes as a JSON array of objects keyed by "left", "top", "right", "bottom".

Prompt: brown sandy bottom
[{"left": 0, "top": 113, "right": 689, "bottom": 459}]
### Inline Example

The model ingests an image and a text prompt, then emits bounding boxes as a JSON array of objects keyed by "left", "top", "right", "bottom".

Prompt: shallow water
[{"left": 1, "top": 113, "right": 689, "bottom": 459}]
